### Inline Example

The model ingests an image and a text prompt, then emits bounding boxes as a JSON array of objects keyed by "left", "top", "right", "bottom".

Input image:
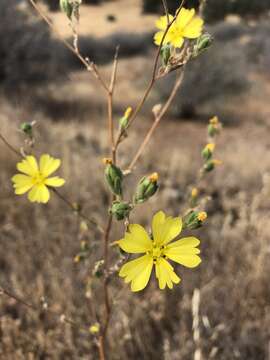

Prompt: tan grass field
[{"left": 0, "top": 1, "right": 270, "bottom": 359}]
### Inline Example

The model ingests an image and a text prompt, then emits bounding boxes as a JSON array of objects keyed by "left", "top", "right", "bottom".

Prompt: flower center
[
  {"left": 149, "top": 243, "right": 167, "bottom": 263},
  {"left": 32, "top": 172, "right": 46, "bottom": 185}
]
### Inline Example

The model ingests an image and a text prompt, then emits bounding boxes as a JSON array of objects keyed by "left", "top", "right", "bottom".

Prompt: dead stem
[
  {"left": 128, "top": 70, "right": 184, "bottom": 171},
  {"left": 28, "top": 0, "right": 109, "bottom": 92}
]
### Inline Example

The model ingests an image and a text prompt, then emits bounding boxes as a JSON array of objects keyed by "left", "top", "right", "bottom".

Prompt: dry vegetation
[{"left": 0, "top": 1, "right": 270, "bottom": 359}]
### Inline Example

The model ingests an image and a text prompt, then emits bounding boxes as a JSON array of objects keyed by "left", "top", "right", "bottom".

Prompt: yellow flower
[
  {"left": 154, "top": 8, "right": 204, "bottom": 48},
  {"left": 118, "top": 211, "right": 201, "bottom": 292},
  {"left": 12, "top": 154, "right": 65, "bottom": 204},
  {"left": 198, "top": 211, "right": 207, "bottom": 222}
]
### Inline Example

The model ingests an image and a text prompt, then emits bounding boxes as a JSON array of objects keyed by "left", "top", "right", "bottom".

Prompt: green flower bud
[
  {"left": 208, "top": 116, "right": 221, "bottom": 137},
  {"left": 160, "top": 44, "right": 171, "bottom": 66},
  {"left": 20, "top": 122, "right": 33, "bottom": 136},
  {"left": 193, "top": 33, "right": 213, "bottom": 57},
  {"left": 204, "top": 159, "right": 222, "bottom": 172},
  {"left": 60, "top": 0, "right": 73, "bottom": 19},
  {"left": 119, "top": 107, "right": 132, "bottom": 131},
  {"left": 92, "top": 260, "right": 104, "bottom": 278},
  {"left": 183, "top": 211, "right": 207, "bottom": 230},
  {"left": 103, "top": 158, "right": 123, "bottom": 196},
  {"left": 134, "top": 173, "right": 159, "bottom": 204},
  {"left": 201, "top": 143, "right": 215, "bottom": 161},
  {"left": 110, "top": 201, "right": 133, "bottom": 221}
]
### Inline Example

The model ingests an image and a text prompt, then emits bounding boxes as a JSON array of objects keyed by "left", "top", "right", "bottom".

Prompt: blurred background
[{"left": 0, "top": 0, "right": 270, "bottom": 359}]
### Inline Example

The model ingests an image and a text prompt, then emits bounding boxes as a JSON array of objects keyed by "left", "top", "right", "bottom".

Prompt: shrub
[
  {"left": 204, "top": 0, "right": 270, "bottom": 23},
  {"left": 0, "top": 0, "right": 67, "bottom": 89}
]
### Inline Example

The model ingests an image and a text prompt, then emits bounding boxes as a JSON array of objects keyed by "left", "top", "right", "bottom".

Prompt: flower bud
[
  {"left": 60, "top": 0, "right": 73, "bottom": 19},
  {"left": 89, "top": 323, "right": 100, "bottom": 335},
  {"left": 193, "top": 33, "right": 213, "bottom": 57},
  {"left": 134, "top": 172, "right": 159, "bottom": 204},
  {"left": 103, "top": 158, "right": 123, "bottom": 196},
  {"left": 208, "top": 116, "right": 221, "bottom": 137},
  {"left": 183, "top": 211, "right": 207, "bottom": 230},
  {"left": 204, "top": 159, "right": 222, "bottom": 172},
  {"left": 92, "top": 260, "right": 104, "bottom": 278},
  {"left": 119, "top": 107, "right": 132, "bottom": 130},
  {"left": 110, "top": 201, "right": 132, "bottom": 221},
  {"left": 20, "top": 122, "right": 33, "bottom": 136},
  {"left": 202, "top": 143, "right": 215, "bottom": 161},
  {"left": 161, "top": 44, "right": 171, "bottom": 66},
  {"left": 190, "top": 187, "right": 199, "bottom": 207}
]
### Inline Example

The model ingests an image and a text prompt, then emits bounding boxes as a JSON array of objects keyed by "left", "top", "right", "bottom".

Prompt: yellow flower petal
[
  {"left": 45, "top": 176, "right": 65, "bottom": 187},
  {"left": 176, "top": 7, "right": 196, "bottom": 29},
  {"left": 152, "top": 211, "right": 166, "bottom": 244},
  {"left": 17, "top": 156, "right": 38, "bottom": 176},
  {"left": 118, "top": 224, "right": 152, "bottom": 254},
  {"left": 28, "top": 184, "right": 50, "bottom": 204},
  {"left": 165, "top": 237, "right": 201, "bottom": 268},
  {"left": 182, "top": 17, "right": 203, "bottom": 39},
  {"left": 155, "top": 258, "right": 181, "bottom": 289},
  {"left": 170, "top": 36, "right": 184, "bottom": 48},
  {"left": 119, "top": 255, "right": 153, "bottom": 292},
  {"left": 12, "top": 174, "right": 32, "bottom": 187},
  {"left": 39, "top": 154, "right": 61, "bottom": 177},
  {"left": 160, "top": 217, "right": 182, "bottom": 245},
  {"left": 155, "top": 14, "right": 173, "bottom": 30}
]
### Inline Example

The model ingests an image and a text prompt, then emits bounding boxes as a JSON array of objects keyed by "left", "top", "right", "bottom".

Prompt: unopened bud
[
  {"left": 89, "top": 323, "right": 100, "bottom": 334},
  {"left": 103, "top": 159, "right": 123, "bottom": 196},
  {"left": 59, "top": 0, "right": 73, "bottom": 19},
  {"left": 183, "top": 210, "right": 207, "bottom": 230},
  {"left": 202, "top": 143, "right": 215, "bottom": 161},
  {"left": 20, "top": 122, "right": 33, "bottom": 136},
  {"left": 204, "top": 159, "right": 222, "bottom": 172},
  {"left": 92, "top": 260, "right": 104, "bottom": 278},
  {"left": 161, "top": 44, "right": 171, "bottom": 66},
  {"left": 110, "top": 201, "right": 133, "bottom": 221},
  {"left": 208, "top": 116, "right": 221, "bottom": 137},
  {"left": 134, "top": 173, "right": 159, "bottom": 204},
  {"left": 193, "top": 33, "right": 213, "bottom": 57},
  {"left": 119, "top": 107, "right": 132, "bottom": 130}
]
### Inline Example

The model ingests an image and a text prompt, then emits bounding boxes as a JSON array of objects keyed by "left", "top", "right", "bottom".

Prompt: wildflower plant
[{"left": 0, "top": 0, "right": 224, "bottom": 358}]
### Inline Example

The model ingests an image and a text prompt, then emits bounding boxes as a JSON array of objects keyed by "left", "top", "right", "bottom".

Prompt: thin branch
[
  {"left": 162, "top": 0, "right": 170, "bottom": 23},
  {"left": 0, "top": 133, "right": 21, "bottom": 158},
  {"left": 114, "top": 0, "right": 186, "bottom": 149},
  {"left": 52, "top": 189, "right": 104, "bottom": 234},
  {"left": 108, "top": 46, "right": 119, "bottom": 163},
  {"left": 127, "top": 70, "right": 184, "bottom": 172},
  {"left": 28, "top": 0, "right": 109, "bottom": 92}
]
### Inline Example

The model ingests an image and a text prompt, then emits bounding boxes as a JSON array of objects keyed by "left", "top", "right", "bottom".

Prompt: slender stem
[
  {"left": 114, "top": 0, "right": 186, "bottom": 150},
  {"left": 108, "top": 47, "right": 119, "bottom": 163},
  {"left": 28, "top": 0, "right": 109, "bottom": 92},
  {"left": 162, "top": 0, "right": 170, "bottom": 23},
  {"left": 52, "top": 189, "right": 104, "bottom": 234},
  {"left": 128, "top": 70, "right": 184, "bottom": 171},
  {"left": 0, "top": 133, "right": 21, "bottom": 157}
]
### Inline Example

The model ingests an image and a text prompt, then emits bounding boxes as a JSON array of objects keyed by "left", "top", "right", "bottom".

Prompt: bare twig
[
  {"left": 108, "top": 47, "right": 119, "bottom": 163},
  {"left": 28, "top": 0, "right": 109, "bottom": 92},
  {"left": 114, "top": 0, "right": 186, "bottom": 150},
  {"left": 127, "top": 70, "right": 184, "bottom": 171}
]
